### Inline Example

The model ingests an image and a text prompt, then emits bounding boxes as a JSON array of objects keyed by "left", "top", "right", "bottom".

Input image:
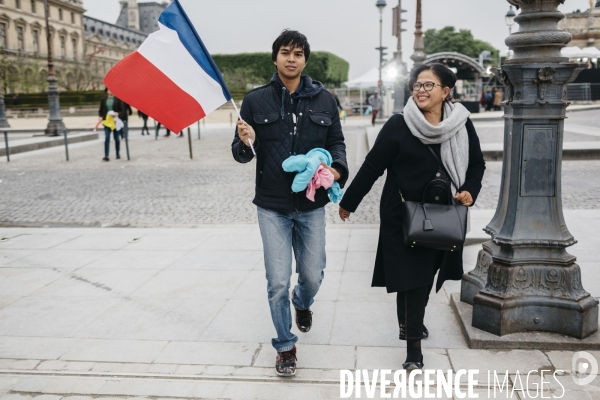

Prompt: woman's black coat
[{"left": 339, "top": 114, "right": 485, "bottom": 293}]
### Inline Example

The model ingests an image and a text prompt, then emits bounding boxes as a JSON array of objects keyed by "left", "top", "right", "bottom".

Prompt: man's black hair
[
  {"left": 271, "top": 29, "right": 311, "bottom": 62},
  {"left": 104, "top": 87, "right": 108, "bottom": 93}
]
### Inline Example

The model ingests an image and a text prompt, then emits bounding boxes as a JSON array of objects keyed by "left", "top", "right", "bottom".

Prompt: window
[
  {"left": 70, "top": 12, "right": 74, "bottom": 24},
  {"left": 16, "top": 26, "right": 24, "bottom": 51},
  {"left": 90, "top": 26, "right": 95, "bottom": 33},
  {"left": 0, "top": 23, "right": 5, "bottom": 49},
  {"left": 31, "top": 0, "right": 36, "bottom": 13},
  {"left": 32, "top": 29, "right": 39, "bottom": 53},
  {"left": 72, "top": 38, "right": 77, "bottom": 60},
  {"left": 15, "top": 0, "right": 21, "bottom": 9},
  {"left": 58, "top": 8, "right": 63, "bottom": 21},
  {"left": 60, "top": 35, "right": 66, "bottom": 58}
]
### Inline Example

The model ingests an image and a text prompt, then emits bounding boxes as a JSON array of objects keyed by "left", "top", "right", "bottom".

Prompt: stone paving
[
  {"left": 0, "top": 220, "right": 599, "bottom": 399},
  {"left": 1, "top": 111, "right": 600, "bottom": 228},
  {"left": 1, "top": 112, "right": 600, "bottom": 399}
]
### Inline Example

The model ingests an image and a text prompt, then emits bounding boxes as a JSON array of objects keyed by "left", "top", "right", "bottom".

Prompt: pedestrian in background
[
  {"left": 98, "top": 88, "right": 125, "bottom": 161},
  {"left": 338, "top": 63, "right": 485, "bottom": 372},
  {"left": 138, "top": 110, "right": 150, "bottom": 136},
  {"left": 368, "top": 90, "right": 382, "bottom": 126},
  {"left": 484, "top": 88, "right": 494, "bottom": 111},
  {"left": 494, "top": 88, "right": 504, "bottom": 111}
]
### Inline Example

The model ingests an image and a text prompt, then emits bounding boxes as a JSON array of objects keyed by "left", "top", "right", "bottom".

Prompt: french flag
[{"left": 104, "top": 0, "right": 231, "bottom": 133}]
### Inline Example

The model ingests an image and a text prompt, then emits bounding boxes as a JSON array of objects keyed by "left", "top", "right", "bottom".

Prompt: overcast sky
[{"left": 82, "top": 0, "right": 593, "bottom": 80}]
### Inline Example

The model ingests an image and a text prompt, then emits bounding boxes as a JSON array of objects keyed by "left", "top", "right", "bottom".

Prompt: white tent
[
  {"left": 343, "top": 67, "right": 397, "bottom": 114},
  {"left": 562, "top": 46, "right": 600, "bottom": 59}
]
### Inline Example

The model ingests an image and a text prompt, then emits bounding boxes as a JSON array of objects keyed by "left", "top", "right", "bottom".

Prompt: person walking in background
[
  {"left": 493, "top": 88, "right": 504, "bottom": 111},
  {"left": 98, "top": 88, "right": 125, "bottom": 161},
  {"left": 338, "top": 63, "right": 485, "bottom": 371},
  {"left": 368, "top": 90, "right": 382, "bottom": 126},
  {"left": 484, "top": 88, "right": 494, "bottom": 112},
  {"left": 232, "top": 30, "right": 348, "bottom": 377},
  {"left": 138, "top": 110, "right": 150, "bottom": 136},
  {"left": 156, "top": 122, "right": 184, "bottom": 138}
]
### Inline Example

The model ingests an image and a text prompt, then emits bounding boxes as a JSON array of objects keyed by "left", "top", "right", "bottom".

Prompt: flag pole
[{"left": 230, "top": 99, "right": 255, "bottom": 155}]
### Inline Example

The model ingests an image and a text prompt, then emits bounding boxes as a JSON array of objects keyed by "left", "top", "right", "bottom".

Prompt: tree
[{"left": 424, "top": 26, "right": 498, "bottom": 64}]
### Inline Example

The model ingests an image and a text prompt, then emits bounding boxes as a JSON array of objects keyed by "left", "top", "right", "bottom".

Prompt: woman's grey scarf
[{"left": 403, "top": 97, "right": 471, "bottom": 194}]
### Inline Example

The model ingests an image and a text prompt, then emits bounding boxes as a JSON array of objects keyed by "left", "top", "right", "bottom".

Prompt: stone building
[
  {"left": 559, "top": 0, "right": 600, "bottom": 49},
  {"left": 0, "top": 0, "right": 165, "bottom": 94},
  {"left": 0, "top": 0, "right": 87, "bottom": 93},
  {"left": 116, "top": 0, "right": 168, "bottom": 35}
]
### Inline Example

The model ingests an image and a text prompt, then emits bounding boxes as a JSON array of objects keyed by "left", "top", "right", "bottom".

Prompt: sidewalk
[{"left": 0, "top": 210, "right": 598, "bottom": 399}]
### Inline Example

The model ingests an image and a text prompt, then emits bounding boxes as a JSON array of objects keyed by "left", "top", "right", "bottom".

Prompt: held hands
[
  {"left": 236, "top": 120, "right": 256, "bottom": 147},
  {"left": 455, "top": 191, "right": 473, "bottom": 207},
  {"left": 321, "top": 162, "right": 341, "bottom": 181},
  {"left": 339, "top": 207, "right": 351, "bottom": 221}
]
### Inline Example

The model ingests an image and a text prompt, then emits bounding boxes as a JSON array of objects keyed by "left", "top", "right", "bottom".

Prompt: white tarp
[
  {"left": 343, "top": 67, "right": 397, "bottom": 89},
  {"left": 562, "top": 46, "right": 600, "bottom": 59}
]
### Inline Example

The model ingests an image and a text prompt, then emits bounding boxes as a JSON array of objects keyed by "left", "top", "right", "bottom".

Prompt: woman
[
  {"left": 338, "top": 63, "right": 485, "bottom": 370},
  {"left": 98, "top": 88, "right": 125, "bottom": 161}
]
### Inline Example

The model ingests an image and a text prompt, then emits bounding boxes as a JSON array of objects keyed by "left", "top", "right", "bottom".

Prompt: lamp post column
[
  {"left": 375, "top": 0, "right": 387, "bottom": 119},
  {"left": 43, "top": 0, "right": 65, "bottom": 136},
  {"left": 460, "top": 0, "right": 598, "bottom": 339},
  {"left": 410, "top": 0, "right": 426, "bottom": 68},
  {"left": 392, "top": 1, "right": 407, "bottom": 114}
]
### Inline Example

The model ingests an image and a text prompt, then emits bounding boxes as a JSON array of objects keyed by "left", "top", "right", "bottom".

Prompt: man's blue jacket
[{"left": 232, "top": 73, "right": 349, "bottom": 212}]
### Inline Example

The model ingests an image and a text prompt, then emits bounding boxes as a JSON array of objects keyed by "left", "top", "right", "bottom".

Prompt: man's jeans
[
  {"left": 257, "top": 206, "right": 327, "bottom": 352},
  {"left": 104, "top": 126, "right": 120, "bottom": 158}
]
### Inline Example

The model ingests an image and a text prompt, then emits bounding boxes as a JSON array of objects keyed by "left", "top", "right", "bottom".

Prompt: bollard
[
  {"left": 3, "top": 131, "right": 9, "bottom": 162},
  {"left": 124, "top": 122, "right": 131, "bottom": 161},
  {"left": 187, "top": 127, "right": 193, "bottom": 159},
  {"left": 197, "top": 120, "right": 201, "bottom": 140},
  {"left": 63, "top": 128, "right": 69, "bottom": 161},
  {"left": 230, "top": 112, "right": 232, "bottom": 127}
]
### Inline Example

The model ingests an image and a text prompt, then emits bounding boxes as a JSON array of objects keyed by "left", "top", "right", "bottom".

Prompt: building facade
[
  {"left": 0, "top": 0, "right": 163, "bottom": 94},
  {"left": 559, "top": 1, "right": 600, "bottom": 49}
]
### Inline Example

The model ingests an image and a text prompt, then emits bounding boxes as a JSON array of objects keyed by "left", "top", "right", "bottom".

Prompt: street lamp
[
  {"left": 43, "top": 0, "right": 65, "bottom": 136},
  {"left": 375, "top": 0, "right": 387, "bottom": 119},
  {"left": 505, "top": 5, "right": 516, "bottom": 33},
  {"left": 460, "top": 0, "right": 598, "bottom": 340}
]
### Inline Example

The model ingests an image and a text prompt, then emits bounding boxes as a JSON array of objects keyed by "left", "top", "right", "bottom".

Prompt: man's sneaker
[
  {"left": 399, "top": 323, "right": 428, "bottom": 340},
  {"left": 276, "top": 346, "right": 297, "bottom": 377},
  {"left": 102, "top": 157, "right": 109, "bottom": 161},
  {"left": 295, "top": 308, "right": 313, "bottom": 332}
]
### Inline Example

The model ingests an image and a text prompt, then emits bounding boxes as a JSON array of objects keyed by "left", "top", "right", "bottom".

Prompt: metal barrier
[
  {"left": 3, "top": 131, "right": 9, "bottom": 162},
  {"left": 567, "top": 83, "right": 600, "bottom": 103}
]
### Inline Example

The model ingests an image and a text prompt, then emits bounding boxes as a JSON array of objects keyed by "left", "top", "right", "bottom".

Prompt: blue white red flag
[{"left": 104, "top": 0, "right": 231, "bottom": 133}]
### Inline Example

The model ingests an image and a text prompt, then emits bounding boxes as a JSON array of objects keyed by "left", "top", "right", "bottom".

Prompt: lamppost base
[
  {"left": 45, "top": 120, "right": 66, "bottom": 136},
  {"left": 472, "top": 289, "right": 599, "bottom": 339},
  {"left": 0, "top": 119, "right": 9, "bottom": 129}
]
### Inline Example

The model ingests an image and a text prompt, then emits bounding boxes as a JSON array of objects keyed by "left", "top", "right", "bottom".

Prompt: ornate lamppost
[
  {"left": 392, "top": 0, "right": 407, "bottom": 114},
  {"left": 410, "top": 0, "right": 426, "bottom": 68},
  {"left": 460, "top": 0, "right": 598, "bottom": 339},
  {"left": 43, "top": 0, "right": 65, "bottom": 136},
  {"left": 375, "top": 0, "right": 387, "bottom": 119}
]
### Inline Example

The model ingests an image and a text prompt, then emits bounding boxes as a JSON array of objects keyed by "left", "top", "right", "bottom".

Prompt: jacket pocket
[
  {"left": 306, "top": 111, "right": 332, "bottom": 143},
  {"left": 253, "top": 113, "right": 280, "bottom": 142}
]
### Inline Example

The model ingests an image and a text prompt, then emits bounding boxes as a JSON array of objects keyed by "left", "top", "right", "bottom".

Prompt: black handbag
[{"left": 401, "top": 147, "right": 468, "bottom": 251}]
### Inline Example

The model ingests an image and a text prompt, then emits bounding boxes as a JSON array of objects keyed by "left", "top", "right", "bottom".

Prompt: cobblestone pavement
[{"left": 0, "top": 113, "right": 599, "bottom": 227}]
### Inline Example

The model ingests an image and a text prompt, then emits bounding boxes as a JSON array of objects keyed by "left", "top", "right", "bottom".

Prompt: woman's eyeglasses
[{"left": 412, "top": 82, "right": 443, "bottom": 92}]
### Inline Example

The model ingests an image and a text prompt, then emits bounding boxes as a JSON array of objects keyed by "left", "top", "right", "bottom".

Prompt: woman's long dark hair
[{"left": 408, "top": 63, "right": 458, "bottom": 102}]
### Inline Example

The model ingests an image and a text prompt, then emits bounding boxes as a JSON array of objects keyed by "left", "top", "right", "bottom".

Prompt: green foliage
[
  {"left": 212, "top": 51, "right": 349, "bottom": 92},
  {"left": 5, "top": 90, "right": 105, "bottom": 108},
  {"left": 424, "top": 26, "right": 499, "bottom": 64}
]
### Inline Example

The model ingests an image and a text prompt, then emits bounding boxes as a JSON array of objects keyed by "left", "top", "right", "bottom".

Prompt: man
[
  {"left": 368, "top": 90, "right": 382, "bottom": 126},
  {"left": 232, "top": 30, "right": 348, "bottom": 377},
  {"left": 98, "top": 88, "right": 125, "bottom": 161}
]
